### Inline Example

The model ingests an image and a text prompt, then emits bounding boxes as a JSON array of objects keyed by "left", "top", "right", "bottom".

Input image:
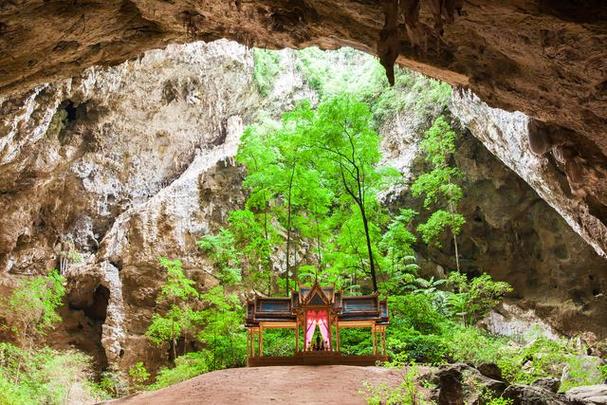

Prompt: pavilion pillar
[
  {"left": 246, "top": 329, "right": 250, "bottom": 357},
  {"left": 295, "top": 323, "right": 299, "bottom": 353},
  {"left": 259, "top": 325, "right": 264, "bottom": 357},
  {"left": 336, "top": 322, "right": 340, "bottom": 353},
  {"left": 382, "top": 328, "right": 387, "bottom": 356},
  {"left": 372, "top": 325, "right": 377, "bottom": 355}
]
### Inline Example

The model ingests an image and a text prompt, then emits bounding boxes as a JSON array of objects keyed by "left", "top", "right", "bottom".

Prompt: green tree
[
  {"left": 446, "top": 272, "right": 512, "bottom": 325},
  {"left": 1, "top": 269, "right": 65, "bottom": 348},
  {"left": 196, "top": 286, "right": 246, "bottom": 371},
  {"left": 412, "top": 116, "right": 465, "bottom": 271},
  {"left": 379, "top": 209, "right": 419, "bottom": 293},
  {"left": 303, "top": 96, "right": 400, "bottom": 291},
  {"left": 146, "top": 258, "right": 200, "bottom": 361},
  {"left": 235, "top": 125, "right": 282, "bottom": 294}
]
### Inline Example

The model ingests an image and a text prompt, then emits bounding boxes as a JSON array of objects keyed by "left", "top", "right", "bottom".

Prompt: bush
[
  {"left": 1, "top": 269, "right": 65, "bottom": 347},
  {"left": 445, "top": 326, "right": 504, "bottom": 365},
  {"left": 389, "top": 294, "right": 445, "bottom": 334},
  {"left": 339, "top": 328, "right": 373, "bottom": 356},
  {"left": 128, "top": 362, "right": 150, "bottom": 393},
  {"left": 151, "top": 351, "right": 209, "bottom": 390},
  {"left": 0, "top": 343, "right": 106, "bottom": 404},
  {"left": 263, "top": 329, "right": 296, "bottom": 357}
]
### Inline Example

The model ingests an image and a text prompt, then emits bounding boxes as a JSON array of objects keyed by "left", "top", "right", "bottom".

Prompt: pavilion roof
[{"left": 245, "top": 283, "right": 389, "bottom": 327}]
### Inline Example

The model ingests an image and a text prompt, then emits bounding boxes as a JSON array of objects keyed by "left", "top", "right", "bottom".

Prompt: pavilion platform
[{"left": 247, "top": 352, "right": 388, "bottom": 367}]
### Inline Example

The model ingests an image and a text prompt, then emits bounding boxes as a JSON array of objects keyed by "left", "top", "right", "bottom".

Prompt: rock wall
[
  {"left": 0, "top": 40, "right": 315, "bottom": 373},
  {"left": 1, "top": 40, "right": 606, "bottom": 374},
  {"left": 1, "top": 2, "right": 606, "bottom": 235}
]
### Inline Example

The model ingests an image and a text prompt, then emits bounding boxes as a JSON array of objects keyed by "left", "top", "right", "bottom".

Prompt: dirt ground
[{"left": 110, "top": 365, "right": 409, "bottom": 405}]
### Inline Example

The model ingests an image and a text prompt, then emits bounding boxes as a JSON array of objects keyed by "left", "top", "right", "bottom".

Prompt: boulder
[
  {"left": 429, "top": 363, "right": 507, "bottom": 405},
  {"left": 533, "top": 378, "right": 561, "bottom": 394},
  {"left": 503, "top": 384, "right": 570, "bottom": 405},
  {"left": 477, "top": 363, "right": 503, "bottom": 381},
  {"left": 566, "top": 384, "right": 607, "bottom": 404}
]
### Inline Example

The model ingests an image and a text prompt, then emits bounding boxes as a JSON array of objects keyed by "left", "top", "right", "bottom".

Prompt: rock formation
[
  {"left": 1, "top": 40, "right": 606, "bottom": 374},
  {"left": 1, "top": 2, "right": 606, "bottom": 239}
]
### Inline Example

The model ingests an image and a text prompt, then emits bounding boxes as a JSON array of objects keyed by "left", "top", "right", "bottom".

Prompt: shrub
[
  {"left": 0, "top": 343, "right": 105, "bottom": 404},
  {"left": 445, "top": 326, "right": 504, "bottom": 365},
  {"left": 496, "top": 337, "right": 575, "bottom": 385},
  {"left": 151, "top": 351, "right": 209, "bottom": 390},
  {"left": 389, "top": 294, "right": 445, "bottom": 334},
  {"left": 363, "top": 365, "right": 429, "bottom": 405},
  {"left": 128, "top": 362, "right": 150, "bottom": 393},
  {"left": 447, "top": 272, "right": 512, "bottom": 325}
]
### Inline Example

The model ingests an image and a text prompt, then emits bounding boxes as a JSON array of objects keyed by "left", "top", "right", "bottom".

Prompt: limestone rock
[
  {"left": 533, "top": 378, "right": 561, "bottom": 394},
  {"left": 566, "top": 384, "right": 607, "bottom": 404},
  {"left": 503, "top": 384, "right": 570, "bottom": 405}
]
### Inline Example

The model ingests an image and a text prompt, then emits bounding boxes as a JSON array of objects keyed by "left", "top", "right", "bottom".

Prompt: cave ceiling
[{"left": 1, "top": 0, "right": 606, "bottom": 236}]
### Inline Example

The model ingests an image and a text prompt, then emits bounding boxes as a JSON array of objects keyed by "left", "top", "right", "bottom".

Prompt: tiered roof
[{"left": 245, "top": 283, "right": 388, "bottom": 327}]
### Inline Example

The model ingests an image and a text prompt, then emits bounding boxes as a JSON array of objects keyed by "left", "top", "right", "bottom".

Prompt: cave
[
  {"left": 83, "top": 285, "right": 110, "bottom": 323},
  {"left": 1, "top": 1, "right": 607, "bottom": 402}
]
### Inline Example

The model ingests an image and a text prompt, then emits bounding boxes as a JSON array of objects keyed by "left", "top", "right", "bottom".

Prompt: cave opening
[
  {"left": 84, "top": 285, "right": 110, "bottom": 323},
  {"left": 1, "top": 4, "right": 607, "bottom": 395},
  {"left": 59, "top": 99, "right": 88, "bottom": 125}
]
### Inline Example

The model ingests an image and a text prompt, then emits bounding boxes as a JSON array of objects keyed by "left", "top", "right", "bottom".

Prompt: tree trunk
[
  {"left": 358, "top": 201, "right": 378, "bottom": 292},
  {"left": 453, "top": 232, "right": 460, "bottom": 272},
  {"left": 263, "top": 207, "right": 272, "bottom": 296},
  {"left": 172, "top": 337, "right": 177, "bottom": 362},
  {"left": 315, "top": 218, "right": 323, "bottom": 270},
  {"left": 285, "top": 166, "right": 295, "bottom": 296}
]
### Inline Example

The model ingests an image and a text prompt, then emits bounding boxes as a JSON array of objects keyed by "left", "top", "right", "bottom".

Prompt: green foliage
[
  {"left": 1, "top": 269, "right": 65, "bottom": 347},
  {"left": 339, "top": 328, "right": 372, "bottom": 356},
  {"left": 600, "top": 363, "right": 607, "bottom": 381},
  {"left": 151, "top": 351, "right": 209, "bottom": 390},
  {"left": 446, "top": 272, "right": 513, "bottom": 325},
  {"left": 198, "top": 229, "right": 242, "bottom": 285},
  {"left": 196, "top": 286, "right": 246, "bottom": 371},
  {"left": 412, "top": 116, "right": 465, "bottom": 268},
  {"left": 147, "top": 285, "right": 246, "bottom": 390},
  {"left": 146, "top": 258, "right": 201, "bottom": 359},
  {"left": 128, "top": 362, "right": 150, "bottom": 392},
  {"left": 498, "top": 338, "right": 572, "bottom": 385},
  {"left": 418, "top": 116, "right": 458, "bottom": 167},
  {"left": 207, "top": 94, "right": 401, "bottom": 295},
  {"left": 411, "top": 168, "right": 463, "bottom": 209},
  {"left": 158, "top": 257, "right": 199, "bottom": 301},
  {"left": 417, "top": 210, "right": 465, "bottom": 247},
  {"left": 294, "top": 47, "right": 451, "bottom": 127},
  {"left": 445, "top": 326, "right": 505, "bottom": 365},
  {"left": 363, "top": 365, "right": 429, "bottom": 405},
  {"left": 253, "top": 49, "right": 281, "bottom": 96},
  {"left": 262, "top": 329, "right": 295, "bottom": 356},
  {"left": 560, "top": 355, "right": 604, "bottom": 392},
  {"left": 484, "top": 396, "right": 513, "bottom": 405},
  {"left": 97, "top": 369, "right": 127, "bottom": 398},
  {"left": 0, "top": 343, "right": 106, "bottom": 405}
]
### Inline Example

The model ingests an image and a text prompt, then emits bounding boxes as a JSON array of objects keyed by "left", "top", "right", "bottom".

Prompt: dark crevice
[{"left": 83, "top": 285, "right": 110, "bottom": 322}]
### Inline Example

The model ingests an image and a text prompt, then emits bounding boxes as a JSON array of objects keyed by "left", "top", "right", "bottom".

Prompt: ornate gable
[{"left": 303, "top": 282, "right": 330, "bottom": 306}]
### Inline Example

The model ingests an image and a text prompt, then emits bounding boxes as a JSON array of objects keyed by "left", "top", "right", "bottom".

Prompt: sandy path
[{"left": 111, "top": 365, "right": 408, "bottom": 405}]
